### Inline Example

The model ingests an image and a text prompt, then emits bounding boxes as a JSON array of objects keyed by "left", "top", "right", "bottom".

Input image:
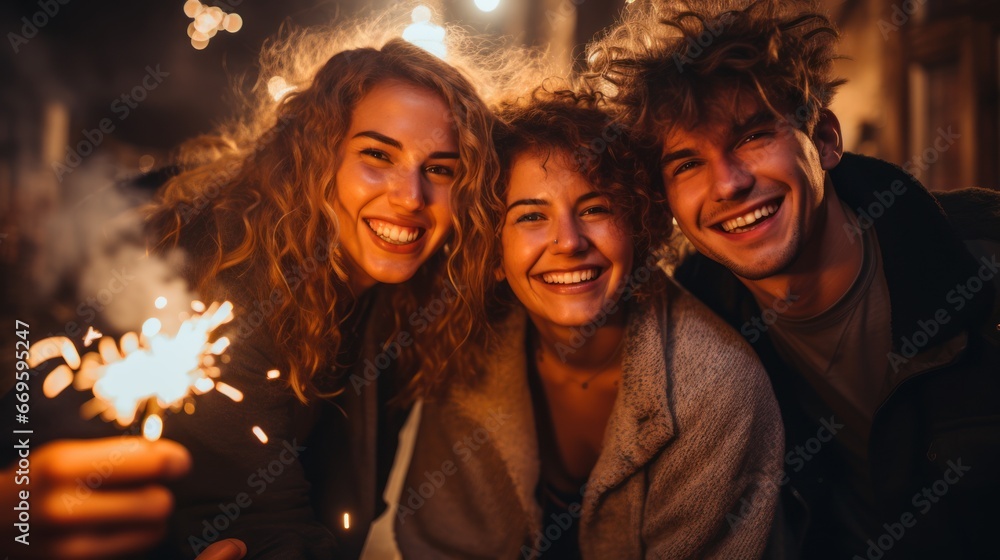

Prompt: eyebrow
[
  {"left": 505, "top": 191, "right": 603, "bottom": 211},
  {"left": 354, "top": 131, "right": 401, "bottom": 149},
  {"left": 352, "top": 131, "right": 459, "bottom": 160},
  {"left": 659, "top": 148, "right": 697, "bottom": 169},
  {"left": 659, "top": 110, "right": 778, "bottom": 168},
  {"left": 733, "top": 110, "right": 778, "bottom": 135}
]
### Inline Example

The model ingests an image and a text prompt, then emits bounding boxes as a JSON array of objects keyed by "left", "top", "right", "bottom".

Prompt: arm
[{"left": 153, "top": 321, "right": 339, "bottom": 559}]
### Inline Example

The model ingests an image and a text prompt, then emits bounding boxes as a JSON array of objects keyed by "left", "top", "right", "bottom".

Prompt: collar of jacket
[
  {"left": 446, "top": 299, "right": 676, "bottom": 527},
  {"left": 829, "top": 153, "right": 995, "bottom": 353}
]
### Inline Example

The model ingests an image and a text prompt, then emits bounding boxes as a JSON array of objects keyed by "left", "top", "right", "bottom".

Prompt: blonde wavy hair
[{"left": 146, "top": 9, "right": 509, "bottom": 403}]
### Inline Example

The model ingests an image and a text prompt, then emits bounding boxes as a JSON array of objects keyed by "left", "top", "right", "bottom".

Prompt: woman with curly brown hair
[
  {"left": 0, "top": 16, "right": 502, "bottom": 560},
  {"left": 394, "top": 90, "right": 784, "bottom": 559}
]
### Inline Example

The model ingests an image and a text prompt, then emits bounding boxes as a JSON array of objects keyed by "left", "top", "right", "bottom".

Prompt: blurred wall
[{"left": 825, "top": 0, "right": 999, "bottom": 191}]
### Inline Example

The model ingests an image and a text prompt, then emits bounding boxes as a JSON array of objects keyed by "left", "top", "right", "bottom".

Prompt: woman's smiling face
[
  {"left": 500, "top": 150, "right": 634, "bottom": 330},
  {"left": 333, "top": 80, "right": 459, "bottom": 292}
]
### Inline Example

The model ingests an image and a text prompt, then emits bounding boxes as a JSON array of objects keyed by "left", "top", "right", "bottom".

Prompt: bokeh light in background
[
  {"left": 474, "top": 0, "right": 501, "bottom": 13},
  {"left": 402, "top": 5, "right": 447, "bottom": 59},
  {"left": 183, "top": 0, "right": 242, "bottom": 50},
  {"left": 266, "top": 76, "right": 297, "bottom": 102}
]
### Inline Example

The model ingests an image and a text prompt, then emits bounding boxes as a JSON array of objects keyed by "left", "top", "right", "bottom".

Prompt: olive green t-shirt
[{"left": 765, "top": 204, "right": 894, "bottom": 545}]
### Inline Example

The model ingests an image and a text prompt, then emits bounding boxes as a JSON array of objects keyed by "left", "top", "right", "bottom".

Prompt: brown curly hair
[
  {"left": 145, "top": 14, "right": 500, "bottom": 403},
  {"left": 440, "top": 87, "right": 670, "bottom": 388},
  {"left": 586, "top": 0, "right": 846, "bottom": 141}
]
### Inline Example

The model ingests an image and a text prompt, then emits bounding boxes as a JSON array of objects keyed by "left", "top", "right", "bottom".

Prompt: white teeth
[
  {"left": 541, "top": 268, "right": 600, "bottom": 285},
  {"left": 367, "top": 219, "right": 421, "bottom": 244},
  {"left": 720, "top": 203, "right": 779, "bottom": 233}
]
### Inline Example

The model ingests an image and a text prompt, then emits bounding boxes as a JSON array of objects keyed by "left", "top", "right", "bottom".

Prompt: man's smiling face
[{"left": 660, "top": 97, "right": 841, "bottom": 281}]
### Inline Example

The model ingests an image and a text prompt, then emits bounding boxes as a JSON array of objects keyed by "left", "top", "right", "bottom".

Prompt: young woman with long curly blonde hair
[{"left": 1, "top": 12, "right": 509, "bottom": 559}]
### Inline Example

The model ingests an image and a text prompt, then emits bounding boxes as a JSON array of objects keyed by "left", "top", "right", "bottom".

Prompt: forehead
[
  {"left": 348, "top": 80, "right": 457, "bottom": 144},
  {"left": 659, "top": 93, "right": 774, "bottom": 151},
  {"left": 506, "top": 149, "right": 593, "bottom": 199}
]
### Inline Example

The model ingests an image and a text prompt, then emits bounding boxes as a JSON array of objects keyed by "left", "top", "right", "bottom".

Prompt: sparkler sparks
[
  {"left": 83, "top": 326, "right": 103, "bottom": 347},
  {"left": 143, "top": 413, "right": 164, "bottom": 441},
  {"left": 30, "top": 298, "right": 237, "bottom": 441},
  {"left": 252, "top": 425, "right": 269, "bottom": 444}
]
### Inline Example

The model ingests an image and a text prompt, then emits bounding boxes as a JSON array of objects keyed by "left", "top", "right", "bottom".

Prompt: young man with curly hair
[{"left": 589, "top": 1, "right": 1000, "bottom": 558}]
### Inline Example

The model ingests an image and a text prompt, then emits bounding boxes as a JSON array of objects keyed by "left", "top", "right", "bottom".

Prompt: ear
[{"left": 813, "top": 109, "right": 844, "bottom": 171}]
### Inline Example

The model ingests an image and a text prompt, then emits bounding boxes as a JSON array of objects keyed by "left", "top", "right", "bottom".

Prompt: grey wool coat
[{"left": 394, "top": 280, "right": 785, "bottom": 559}]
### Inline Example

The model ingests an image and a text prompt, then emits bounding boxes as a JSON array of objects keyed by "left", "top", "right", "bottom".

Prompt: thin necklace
[{"left": 533, "top": 329, "right": 626, "bottom": 390}]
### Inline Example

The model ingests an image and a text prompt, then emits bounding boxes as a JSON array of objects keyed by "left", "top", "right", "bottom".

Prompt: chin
[
  {"left": 550, "top": 310, "right": 605, "bottom": 330},
  {"left": 374, "top": 270, "right": 419, "bottom": 285},
  {"left": 726, "top": 250, "right": 799, "bottom": 280},
  {"left": 357, "top": 262, "right": 414, "bottom": 284}
]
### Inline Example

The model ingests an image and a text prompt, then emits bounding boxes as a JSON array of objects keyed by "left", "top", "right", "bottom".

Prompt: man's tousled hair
[{"left": 587, "top": 0, "right": 846, "bottom": 139}]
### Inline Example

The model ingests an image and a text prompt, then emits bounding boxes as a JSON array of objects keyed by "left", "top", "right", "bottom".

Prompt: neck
[
  {"left": 741, "top": 184, "right": 864, "bottom": 320},
  {"left": 530, "top": 312, "right": 627, "bottom": 375}
]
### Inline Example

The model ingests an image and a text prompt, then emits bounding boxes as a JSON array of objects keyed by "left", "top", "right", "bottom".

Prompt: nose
[
  {"left": 549, "top": 214, "right": 589, "bottom": 255},
  {"left": 387, "top": 167, "right": 426, "bottom": 212},
  {"left": 711, "top": 154, "right": 754, "bottom": 201}
]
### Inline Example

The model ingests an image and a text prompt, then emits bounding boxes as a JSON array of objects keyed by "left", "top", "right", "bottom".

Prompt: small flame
[
  {"left": 143, "top": 413, "right": 164, "bottom": 441},
  {"left": 343, "top": 513, "right": 351, "bottom": 529},
  {"left": 252, "top": 425, "right": 268, "bottom": 444},
  {"left": 266, "top": 369, "right": 280, "bottom": 379}
]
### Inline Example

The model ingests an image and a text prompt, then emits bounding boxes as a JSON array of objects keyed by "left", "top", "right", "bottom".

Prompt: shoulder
[
  {"left": 933, "top": 187, "right": 1000, "bottom": 242},
  {"left": 653, "top": 281, "right": 774, "bottom": 410},
  {"left": 663, "top": 280, "right": 760, "bottom": 368},
  {"left": 673, "top": 250, "right": 747, "bottom": 325}
]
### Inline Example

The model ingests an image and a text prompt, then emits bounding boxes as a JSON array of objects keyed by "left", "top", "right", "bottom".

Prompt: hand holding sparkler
[{"left": 0, "top": 437, "right": 190, "bottom": 559}]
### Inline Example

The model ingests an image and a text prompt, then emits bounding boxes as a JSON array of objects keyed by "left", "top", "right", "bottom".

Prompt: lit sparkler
[{"left": 29, "top": 299, "right": 236, "bottom": 441}]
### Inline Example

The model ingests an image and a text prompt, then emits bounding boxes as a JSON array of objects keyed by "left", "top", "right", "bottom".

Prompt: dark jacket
[{"left": 674, "top": 153, "right": 1000, "bottom": 560}]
